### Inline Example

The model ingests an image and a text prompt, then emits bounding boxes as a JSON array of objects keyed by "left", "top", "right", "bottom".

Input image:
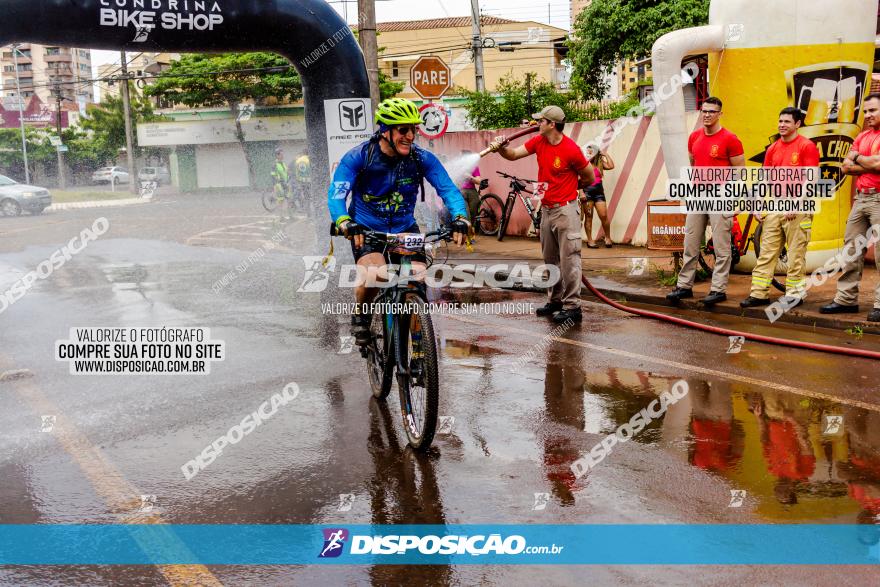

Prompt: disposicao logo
[{"left": 319, "top": 528, "right": 349, "bottom": 558}]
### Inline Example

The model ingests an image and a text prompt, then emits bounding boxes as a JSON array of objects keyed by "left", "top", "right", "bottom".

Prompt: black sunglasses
[{"left": 394, "top": 125, "right": 417, "bottom": 136}]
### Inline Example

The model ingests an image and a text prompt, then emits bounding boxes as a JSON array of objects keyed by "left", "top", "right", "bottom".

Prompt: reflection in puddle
[{"left": 552, "top": 364, "right": 880, "bottom": 522}]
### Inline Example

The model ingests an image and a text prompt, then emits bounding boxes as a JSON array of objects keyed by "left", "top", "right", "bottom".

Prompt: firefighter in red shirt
[
  {"left": 667, "top": 97, "right": 746, "bottom": 307},
  {"left": 741, "top": 107, "right": 820, "bottom": 308},
  {"left": 489, "top": 106, "right": 594, "bottom": 324}
]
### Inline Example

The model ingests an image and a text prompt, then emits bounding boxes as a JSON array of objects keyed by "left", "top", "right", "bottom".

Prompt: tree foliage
[
  {"left": 456, "top": 73, "right": 582, "bottom": 130},
  {"left": 145, "top": 52, "right": 302, "bottom": 185},
  {"left": 82, "top": 84, "right": 159, "bottom": 153},
  {"left": 568, "top": 0, "right": 709, "bottom": 100},
  {"left": 379, "top": 72, "right": 404, "bottom": 101},
  {"left": 0, "top": 128, "right": 54, "bottom": 182}
]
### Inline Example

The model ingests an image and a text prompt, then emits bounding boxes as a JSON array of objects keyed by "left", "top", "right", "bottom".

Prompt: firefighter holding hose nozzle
[{"left": 486, "top": 105, "right": 594, "bottom": 324}]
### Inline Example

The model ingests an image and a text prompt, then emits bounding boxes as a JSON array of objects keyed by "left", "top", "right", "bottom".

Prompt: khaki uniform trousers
[
  {"left": 834, "top": 193, "right": 880, "bottom": 309},
  {"left": 750, "top": 214, "right": 811, "bottom": 299},
  {"left": 540, "top": 200, "right": 583, "bottom": 310},
  {"left": 677, "top": 213, "right": 734, "bottom": 292}
]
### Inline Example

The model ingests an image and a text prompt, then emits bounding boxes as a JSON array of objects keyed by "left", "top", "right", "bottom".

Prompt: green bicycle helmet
[{"left": 375, "top": 97, "right": 422, "bottom": 126}]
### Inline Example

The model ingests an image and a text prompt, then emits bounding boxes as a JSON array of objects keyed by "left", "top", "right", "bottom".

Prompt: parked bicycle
[
  {"left": 330, "top": 224, "right": 458, "bottom": 450},
  {"left": 474, "top": 171, "right": 542, "bottom": 241}
]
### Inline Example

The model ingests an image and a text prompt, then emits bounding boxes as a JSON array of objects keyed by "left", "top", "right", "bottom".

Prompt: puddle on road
[{"left": 526, "top": 354, "right": 880, "bottom": 522}]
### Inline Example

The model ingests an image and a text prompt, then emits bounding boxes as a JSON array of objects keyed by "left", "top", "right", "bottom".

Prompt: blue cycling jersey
[{"left": 327, "top": 138, "right": 467, "bottom": 233}]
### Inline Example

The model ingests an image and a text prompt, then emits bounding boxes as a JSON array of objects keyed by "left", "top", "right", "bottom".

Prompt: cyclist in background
[
  {"left": 270, "top": 146, "right": 293, "bottom": 219},
  {"left": 294, "top": 149, "right": 311, "bottom": 212},
  {"left": 328, "top": 98, "right": 470, "bottom": 344}
]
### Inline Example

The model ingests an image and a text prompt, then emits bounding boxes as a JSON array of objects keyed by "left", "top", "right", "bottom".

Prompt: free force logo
[
  {"left": 319, "top": 528, "right": 349, "bottom": 558},
  {"left": 339, "top": 101, "right": 367, "bottom": 131}
]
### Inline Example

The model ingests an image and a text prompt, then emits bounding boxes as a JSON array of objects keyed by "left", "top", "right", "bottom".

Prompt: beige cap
[{"left": 532, "top": 105, "right": 566, "bottom": 123}]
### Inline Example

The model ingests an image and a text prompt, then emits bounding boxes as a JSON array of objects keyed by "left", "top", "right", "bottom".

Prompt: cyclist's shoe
[
  {"left": 867, "top": 309, "right": 880, "bottom": 322},
  {"left": 819, "top": 302, "right": 859, "bottom": 314},
  {"left": 552, "top": 308, "right": 583, "bottom": 324},
  {"left": 701, "top": 291, "right": 727, "bottom": 306},
  {"left": 351, "top": 314, "right": 371, "bottom": 346},
  {"left": 536, "top": 302, "right": 563, "bottom": 317},
  {"left": 666, "top": 288, "right": 693, "bottom": 303},
  {"left": 739, "top": 296, "right": 770, "bottom": 308}
]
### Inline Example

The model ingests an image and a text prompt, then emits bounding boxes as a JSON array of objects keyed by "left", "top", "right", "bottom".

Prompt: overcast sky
[{"left": 92, "top": 0, "right": 572, "bottom": 67}]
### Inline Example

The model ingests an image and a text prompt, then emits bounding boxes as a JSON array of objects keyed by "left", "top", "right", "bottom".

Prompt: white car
[
  {"left": 92, "top": 166, "right": 129, "bottom": 184},
  {"left": 138, "top": 166, "right": 170, "bottom": 185}
]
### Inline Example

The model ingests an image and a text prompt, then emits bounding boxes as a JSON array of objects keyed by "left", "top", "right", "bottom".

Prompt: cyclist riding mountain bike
[{"left": 328, "top": 97, "right": 470, "bottom": 344}]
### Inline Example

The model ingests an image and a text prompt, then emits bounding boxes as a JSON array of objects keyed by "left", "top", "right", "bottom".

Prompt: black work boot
[
  {"left": 819, "top": 302, "right": 859, "bottom": 314},
  {"left": 868, "top": 309, "right": 880, "bottom": 322},
  {"left": 536, "top": 302, "right": 563, "bottom": 317},
  {"left": 552, "top": 307, "right": 583, "bottom": 324},
  {"left": 701, "top": 291, "right": 727, "bottom": 306},
  {"left": 666, "top": 288, "right": 693, "bottom": 304},
  {"left": 739, "top": 296, "right": 770, "bottom": 308}
]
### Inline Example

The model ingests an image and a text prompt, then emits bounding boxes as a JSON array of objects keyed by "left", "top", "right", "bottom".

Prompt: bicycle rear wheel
[
  {"left": 393, "top": 291, "right": 439, "bottom": 451},
  {"left": 476, "top": 194, "right": 503, "bottom": 236},
  {"left": 367, "top": 312, "right": 394, "bottom": 399}
]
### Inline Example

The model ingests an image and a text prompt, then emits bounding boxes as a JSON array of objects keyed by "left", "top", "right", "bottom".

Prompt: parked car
[
  {"left": 0, "top": 174, "right": 52, "bottom": 216},
  {"left": 138, "top": 166, "right": 170, "bottom": 185},
  {"left": 91, "top": 166, "right": 129, "bottom": 185}
]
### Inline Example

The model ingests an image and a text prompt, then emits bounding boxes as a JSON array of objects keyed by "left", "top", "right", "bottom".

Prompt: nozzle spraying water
[{"left": 479, "top": 124, "right": 540, "bottom": 157}]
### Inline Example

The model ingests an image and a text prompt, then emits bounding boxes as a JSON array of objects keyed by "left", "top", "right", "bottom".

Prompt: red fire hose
[
  {"left": 479, "top": 125, "right": 540, "bottom": 157},
  {"left": 581, "top": 275, "right": 880, "bottom": 360}
]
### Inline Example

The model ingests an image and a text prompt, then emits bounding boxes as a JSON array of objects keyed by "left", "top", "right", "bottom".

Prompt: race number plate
[{"left": 389, "top": 233, "right": 425, "bottom": 255}]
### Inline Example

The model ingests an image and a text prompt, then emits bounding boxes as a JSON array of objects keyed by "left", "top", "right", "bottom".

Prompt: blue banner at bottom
[{"left": 1, "top": 525, "right": 879, "bottom": 565}]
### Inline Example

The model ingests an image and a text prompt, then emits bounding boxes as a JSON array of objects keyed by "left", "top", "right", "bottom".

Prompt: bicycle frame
[{"left": 496, "top": 172, "right": 542, "bottom": 241}]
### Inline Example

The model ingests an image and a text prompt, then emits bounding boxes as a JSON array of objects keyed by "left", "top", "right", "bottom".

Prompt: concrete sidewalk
[{"left": 448, "top": 236, "right": 880, "bottom": 335}]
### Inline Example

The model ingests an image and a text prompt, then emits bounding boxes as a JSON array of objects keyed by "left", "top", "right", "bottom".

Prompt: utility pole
[
  {"left": 52, "top": 83, "right": 67, "bottom": 189},
  {"left": 470, "top": 0, "right": 485, "bottom": 92},
  {"left": 119, "top": 51, "right": 137, "bottom": 194},
  {"left": 11, "top": 44, "right": 30, "bottom": 184},
  {"left": 358, "top": 0, "right": 380, "bottom": 115},
  {"left": 526, "top": 73, "right": 534, "bottom": 115}
]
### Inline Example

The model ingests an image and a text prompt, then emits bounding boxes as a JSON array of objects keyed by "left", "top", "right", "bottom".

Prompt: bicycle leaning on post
[
  {"left": 474, "top": 171, "right": 542, "bottom": 241},
  {"left": 330, "top": 223, "right": 458, "bottom": 450}
]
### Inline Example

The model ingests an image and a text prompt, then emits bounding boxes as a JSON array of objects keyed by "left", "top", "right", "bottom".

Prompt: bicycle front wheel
[
  {"left": 262, "top": 189, "right": 281, "bottom": 212},
  {"left": 393, "top": 291, "right": 439, "bottom": 451}
]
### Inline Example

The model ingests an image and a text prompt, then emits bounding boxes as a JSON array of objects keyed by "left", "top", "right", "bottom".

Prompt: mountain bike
[
  {"left": 330, "top": 225, "right": 457, "bottom": 450},
  {"left": 475, "top": 171, "right": 542, "bottom": 241}
]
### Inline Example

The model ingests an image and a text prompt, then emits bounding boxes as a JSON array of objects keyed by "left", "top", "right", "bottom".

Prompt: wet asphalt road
[{"left": 1, "top": 193, "right": 880, "bottom": 586}]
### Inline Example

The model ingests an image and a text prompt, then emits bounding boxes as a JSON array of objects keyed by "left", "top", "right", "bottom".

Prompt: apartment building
[{"left": 0, "top": 44, "right": 94, "bottom": 105}]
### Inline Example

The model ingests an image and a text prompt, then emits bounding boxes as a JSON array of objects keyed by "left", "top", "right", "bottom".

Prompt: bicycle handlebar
[
  {"left": 330, "top": 223, "right": 456, "bottom": 243},
  {"left": 496, "top": 170, "right": 537, "bottom": 183}
]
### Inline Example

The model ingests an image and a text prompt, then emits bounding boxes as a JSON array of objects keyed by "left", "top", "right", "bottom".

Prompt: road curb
[
  {"left": 47, "top": 197, "right": 152, "bottom": 211},
  {"left": 447, "top": 260, "right": 880, "bottom": 336}
]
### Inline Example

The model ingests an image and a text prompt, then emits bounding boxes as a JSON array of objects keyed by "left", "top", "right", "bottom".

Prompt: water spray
[{"left": 479, "top": 125, "right": 540, "bottom": 158}]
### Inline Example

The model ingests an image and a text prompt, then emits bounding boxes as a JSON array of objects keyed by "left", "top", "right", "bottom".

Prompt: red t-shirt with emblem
[
  {"left": 688, "top": 127, "right": 745, "bottom": 167},
  {"left": 524, "top": 134, "right": 589, "bottom": 205},
  {"left": 764, "top": 134, "right": 819, "bottom": 168},
  {"left": 852, "top": 128, "right": 880, "bottom": 192}
]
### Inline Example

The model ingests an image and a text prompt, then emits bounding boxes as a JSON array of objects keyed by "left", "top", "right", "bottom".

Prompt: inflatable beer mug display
[{"left": 652, "top": 0, "right": 878, "bottom": 270}]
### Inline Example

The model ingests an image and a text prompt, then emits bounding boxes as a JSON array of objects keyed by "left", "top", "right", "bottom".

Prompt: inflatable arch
[
  {"left": 653, "top": 0, "right": 879, "bottom": 270},
  {"left": 0, "top": 0, "right": 372, "bottom": 210}
]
